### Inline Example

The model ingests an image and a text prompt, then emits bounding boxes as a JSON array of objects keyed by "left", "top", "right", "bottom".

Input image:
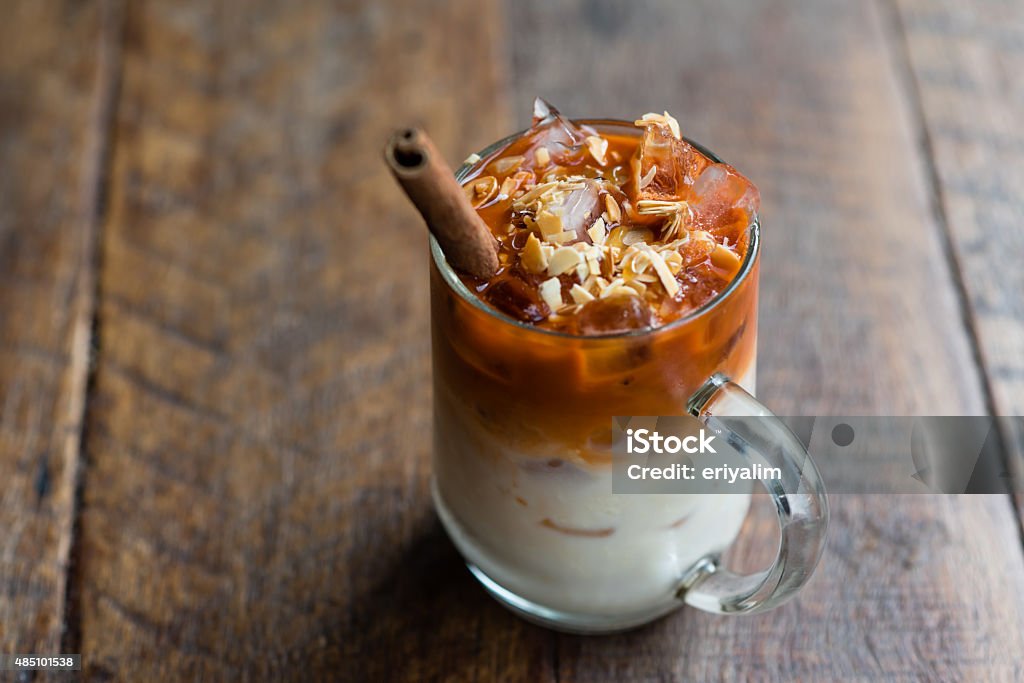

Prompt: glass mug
[{"left": 430, "top": 120, "right": 828, "bottom": 633}]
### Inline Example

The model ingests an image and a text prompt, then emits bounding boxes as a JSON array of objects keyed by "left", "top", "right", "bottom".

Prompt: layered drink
[{"left": 430, "top": 100, "right": 761, "bottom": 629}]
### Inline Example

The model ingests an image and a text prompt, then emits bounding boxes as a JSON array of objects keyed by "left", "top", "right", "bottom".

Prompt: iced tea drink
[{"left": 429, "top": 101, "right": 824, "bottom": 631}]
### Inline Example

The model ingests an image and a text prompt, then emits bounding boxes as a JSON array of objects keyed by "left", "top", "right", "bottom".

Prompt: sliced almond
[
  {"left": 587, "top": 217, "right": 607, "bottom": 245},
  {"left": 557, "top": 303, "right": 580, "bottom": 315},
  {"left": 539, "top": 277, "right": 564, "bottom": 312},
  {"left": 498, "top": 176, "right": 516, "bottom": 199},
  {"left": 548, "top": 247, "right": 583, "bottom": 276},
  {"left": 521, "top": 233, "right": 548, "bottom": 274},
  {"left": 514, "top": 181, "right": 557, "bottom": 209},
  {"left": 570, "top": 284, "right": 595, "bottom": 304},
  {"left": 639, "top": 165, "right": 657, "bottom": 189},
  {"left": 662, "top": 212, "right": 684, "bottom": 240},
  {"left": 603, "top": 285, "right": 637, "bottom": 299},
  {"left": 636, "top": 199, "right": 688, "bottom": 216},
  {"left": 663, "top": 111, "right": 681, "bottom": 140},
  {"left": 604, "top": 194, "right": 621, "bottom": 223},
  {"left": 463, "top": 176, "right": 499, "bottom": 208},
  {"left": 604, "top": 225, "right": 625, "bottom": 250},
  {"left": 464, "top": 152, "right": 482, "bottom": 165},
  {"left": 634, "top": 112, "right": 682, "bottom": 140},
  {"left": 711, "top": 244, "right": 742, "bottom": 275},
  {"left": 642, "top": 246, "right": 680, "bottom": 297},
  {"left": 576, "top": 261, "right": 589, "bottom": 281},
  {"left": 585, "top": 135, "right": 609, "bottom": 166},
  {"left": 534, "top": 146, "right": 551, "bottom": 167},
  {"left": 625, "top": 280, "right": 647, "bottom": 296},
  {"left": 624, "top": 249, "right": 652, "bottom": 278},
  {"left": 661, "top": 249, "right": 683, "bottom": 274},
  {"left": 622, "top": 228, "right": 653, "bottom": 246},
  {"left": 536, "top": 209, "right": 564, "bottom": 239},
  {"left": 547, "top": 230, "right": 579, "bottom": 245},
  {"left": 600, "top": 278, "right": 625, "bottom": 298}
]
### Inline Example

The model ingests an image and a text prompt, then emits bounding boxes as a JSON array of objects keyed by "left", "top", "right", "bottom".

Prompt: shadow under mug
[{"left": 428, "top": 120, "right": 828, "bottom": 633}]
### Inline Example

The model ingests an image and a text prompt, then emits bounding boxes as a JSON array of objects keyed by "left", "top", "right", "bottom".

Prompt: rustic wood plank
[
  {"left": 507, "top": 0, "right": 1024, "bottom": 680},
  {"left": 73, "top": 0, "right": 522, "bottom": 680},
  {"left": 887, "top": 0, "right": 1024, "bottom": 524},
  {"left": 0, "top": 0, "right": 114, "bottom": 661}
]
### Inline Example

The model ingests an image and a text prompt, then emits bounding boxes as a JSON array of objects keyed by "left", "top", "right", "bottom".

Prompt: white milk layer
[{"left": 434, "top": 368, "right": 756, "bottom": 619}]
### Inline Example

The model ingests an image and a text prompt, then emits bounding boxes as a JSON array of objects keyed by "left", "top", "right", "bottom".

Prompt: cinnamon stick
[{"left": 384, "top": 128, "right": 499, "bottom": 279}]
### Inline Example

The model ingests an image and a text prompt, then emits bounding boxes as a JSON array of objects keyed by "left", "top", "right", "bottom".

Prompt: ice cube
[
  {"left": 577, "top": 295, "right": 653, "bottom": 335},
  {"left": 528, "top": 98, "right": 595, "bottom": 166},
  {"left": 630, "top": 121, "right": 708, "bottom": 203},
  {"left": 483, "top": 273, "right": 549, "bottom": 322},
  {"left": 548, "top": 179, "right": 602, "bottom": 244},
  {"left": 689, "top": 163, "right": 760, "bottom": 245}
]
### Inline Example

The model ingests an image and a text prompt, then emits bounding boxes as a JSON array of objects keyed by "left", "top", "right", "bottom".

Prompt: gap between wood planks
[
  {"left": 59, "top": 0, "right": 126, "bottom": 657},
  {"left": 873, "top": 0, "right": 1024, "bottom": 548}
]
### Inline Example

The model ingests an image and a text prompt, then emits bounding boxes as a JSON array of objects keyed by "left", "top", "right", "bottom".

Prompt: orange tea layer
[{"left": 458, "top": 100, "right": 759, "bottom": 335}]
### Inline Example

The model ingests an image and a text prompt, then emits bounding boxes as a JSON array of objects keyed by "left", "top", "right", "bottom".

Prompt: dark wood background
[{"left": 1, "top": 0, "right": 1022, "bottom": 680}]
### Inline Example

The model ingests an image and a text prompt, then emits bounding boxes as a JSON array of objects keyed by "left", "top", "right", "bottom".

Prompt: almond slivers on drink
[{"left": 459, "top": 101, "right": 758, "bottom": 335}]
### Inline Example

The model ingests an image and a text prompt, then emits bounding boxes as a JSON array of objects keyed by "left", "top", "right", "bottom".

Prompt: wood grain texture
[
  {"left": 507, "top": 0, "right": 1024, "bottom": 680},
  {"left": 2, "top": 0, "right": 1021, "bottom": 681},
  {"left": 0, "top": 0, "right": 112, "bottom": 661},
  {"left": 888, "top": 0, "right": 1024, "bottom": 521},
  {"left": 71, "top": 0, "right": 516, "bottom": 680}
]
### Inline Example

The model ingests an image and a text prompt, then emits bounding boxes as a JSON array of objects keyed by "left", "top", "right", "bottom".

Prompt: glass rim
[{"left": 430, "top": 118, "right": 760, "bottom": 340}]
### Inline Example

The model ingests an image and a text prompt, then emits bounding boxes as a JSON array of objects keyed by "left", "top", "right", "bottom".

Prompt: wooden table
[{"left": 2, "top": 0, "right": 1023, "bottom": 680}]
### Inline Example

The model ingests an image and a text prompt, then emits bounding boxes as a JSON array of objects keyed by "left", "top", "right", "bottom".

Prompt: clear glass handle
[{"left": 678, "top": 373, "right": 829, "bottom": 614}]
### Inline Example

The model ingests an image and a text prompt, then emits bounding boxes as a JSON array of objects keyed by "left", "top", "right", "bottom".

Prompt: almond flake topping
[
  {"left": 463, "top": 176, "right": 499, "bottom": 208},
  {"left": 539, "top": 277, "right": 564, "bottom": 311},
  {"left": 498, "top": 176, "right": 516, "bottom": 199},
  {"left": 636, "top": 199, "right": 689, "bottom": 216},
  {"left": 636, "top": 199, "right": 691, "bottom": 240},
  {"left": 464, "top": 105, "right": 756, "bottom": 327},
  {"left": 625, "top": 280, "right": 647, "bottom": 296},
  {"left": 535, "top": 209, "right": 564, "bottom": 239},
  {"left": 547, "top": 247, "right": 583, "bottom": 276},
  {"left": 547, "top": 230, "right": 579, "bottom": 244},
  {"left": 639, "top": 244, "right": 680, "bottom": 297},
  {"left": 587, "top": 217, "right": 606, "bottom": 245},
  {"left": 521, "top": 233, "right": 548, "bottom": 274},
  {"left": 600, "top": 278, "right": 634, "bottom": 299},
  {"left": 585, "top": 135, "right": 609, "bottom": 166},
  {"left": 634, "top": 111, "right": 681, "bottom": 140},
  {"left": 622, "top": 228, "right": 653, "bottom": 246},
  {"left": 570, "top": 284, "right": 595, "bottom": 304},
  {"left": 604, "top": 194, "right": 621, "bottom": 223},
  {"left": 638, "top": 165, "right": 657, "bottom": 189},
  {"left": 710, "top": 243, "right": 742, "bottom": 274}
]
